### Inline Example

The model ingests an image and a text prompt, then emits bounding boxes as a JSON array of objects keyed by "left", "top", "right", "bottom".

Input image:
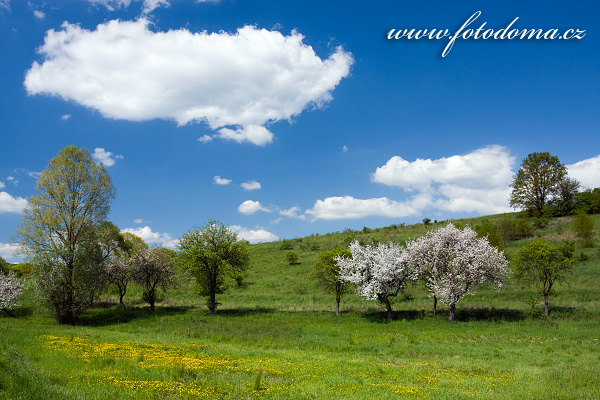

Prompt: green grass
[{"left": 1, "top": 213, "right": 599, "bottom": 399}]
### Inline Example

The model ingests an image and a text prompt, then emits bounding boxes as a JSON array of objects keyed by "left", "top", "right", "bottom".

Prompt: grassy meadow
[{"left": 1, "top": 213, "right": 599, "bottom": 399}]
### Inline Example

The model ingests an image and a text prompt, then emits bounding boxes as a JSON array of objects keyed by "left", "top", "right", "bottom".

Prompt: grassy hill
[{"left": 1, "top": 212, "right": 599, "bottom": 399}]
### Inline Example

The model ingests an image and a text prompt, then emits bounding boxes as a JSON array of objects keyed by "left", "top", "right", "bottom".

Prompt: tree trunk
[
  {"left": 433, "top": 296, "right": 437, "bottom": 316},
  {"left": 336, "top": 300, "right": 340, "bottom": 316},
  {"left": 448, "top": 303, "right": 456, "bottom": 322},
  {"left": 544, "top": 294, "right": 549, "bottom": 317},
  {"left": 119, "top": 293, "right": 126, "bottom": 310},
  {"left": 384, "top": 298, "right": 393, "bottom": 322},
  {"left": 150, "top": 299, "right": 155, "bottom": 312},
  {"left": 209, "top": 289, "right": 216, "bottom": 314}
]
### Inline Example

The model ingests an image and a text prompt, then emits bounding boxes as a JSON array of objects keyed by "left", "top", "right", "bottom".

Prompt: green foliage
[
  {"left": 285, "top": 251, "right": 299, "bottom": 265},
  {"left": 474, "top": 220, "right": 504, "bottom": 250},
  {"left": 0, "top": 257, "right": 8, "bottom": 274},
  {"left": 279, "top": 240, "right": 294, "bottom": 250},
  {"left": 513, "top": 239, "right": 575, "bottom": 317},
  {"left": 309, "top": 248, "right": 352, "bottom": 315},
  {"left": 572, "top": 211, "right": 595, "bottom": 247},
  {"left": 131, "top": 247, "right": 176, "bottom": 311},
  {"left": 422, "top": 218, "right": 431, "bottom": 225},
  {"left": 576, "top": 188, "right": 600, "bottom": 214},
  {"left": 178, "top": 220, "right": 250, "bottom": 313},
  {"left": 497, "top": 215, "right": 534, "bottom": 244},
  {"left": 510, "top": 152, "right": 567, "bottom": 216},
  {"left": 10, "top": 263, "right": 33, "bottom": 278},
  {"left": 15, "top": 145, "right": 116, "bottom": 325}
]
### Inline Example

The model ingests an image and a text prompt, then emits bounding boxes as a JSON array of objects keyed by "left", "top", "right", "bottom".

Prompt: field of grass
[{"left": 1, "top": 213, "right": 599, "bottom": 399}]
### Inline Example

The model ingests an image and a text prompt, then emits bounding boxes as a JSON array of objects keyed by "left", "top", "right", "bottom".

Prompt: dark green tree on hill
[
  {"left": 510, "top": 152, "right": 567, "bottom": 217},
  {"left": 310, "top": 248, "right": 352, "bottom": 316},
  {"left": 178, "top": 220, "right": 250, "bottom": 313}
]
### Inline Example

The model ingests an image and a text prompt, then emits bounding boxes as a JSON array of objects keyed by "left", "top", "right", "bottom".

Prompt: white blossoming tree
[
  {"left": 405, "top": 223, "right": 509, "bottom": 321},
  {"left": 336, "top": 240, "right": 417, "bottom": 321},
  {"left": 1, "top": 272, "right": 24, "bottom": 317}
]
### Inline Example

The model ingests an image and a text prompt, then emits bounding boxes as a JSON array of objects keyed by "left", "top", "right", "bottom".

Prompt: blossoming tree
[
  {"left": 0, "top": 272, "right": 24, "bottom": 316},
  {"left": 405, "top": 223, "right": 509, "bottom": 321},
  {"left": 336, "top": 240, "right": 416, "bottom": 321}
]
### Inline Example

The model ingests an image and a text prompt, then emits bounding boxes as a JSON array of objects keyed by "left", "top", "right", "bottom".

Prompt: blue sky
[{"left": 1, "top": 0, "right": 599, "bottom": 261}]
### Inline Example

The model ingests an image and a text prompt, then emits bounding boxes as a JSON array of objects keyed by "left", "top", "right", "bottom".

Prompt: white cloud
[
  {"left": 6, "top": 176, "right": 14, "bottom": 181},
  {"left": 0, "top": 192, "right": 28, "bottom": 213},
  {"left": 342, "top": 145, "right": 348, "bottom": 152},
  {"left": 0, "top": 243, "right": 20, "bottom": 260},
  {"left": 0, "top": 181, "right": 4, "bottom": 189},
  {"left": 279, "top": 206, "right": 306, "bottom": 220},
  {"left": 92, "top": 148, "right": 123, "bottom": 166},
  {"left": 33, "top": 10, "right": 45, "bottom": 19},
  {"left": 0, "top": 0, "right": 10, "bottom": 11},
  {"left": 238, "top": 200, "right": 270, "bottom": 215},
  {"left": 25, "top": 20, "right": 353, "bottom": 146},
  {"left": 306, "top": 196, "right": 420, "bottom": 221},
  {"left": 372, "top": 145, "right": 515, "bottom": 215},
  {"left": 567, "top": 154, "right": 600, "bottom": 189},
  {"left": 121, "top": 226, "right": 177, "bottom": 248},
  {"left": 213, "top": 175, "right": 232, "bottom": 185},
  {"left": 198, "top": 135, "right": 213, "bottom": 143},
  {"left": 88, "top": 0, "right": 170, "bottom": 14},
  {"left": 141, "top": 0, "right": 169, "bottom": 15},
  {"left": 134, "top": 218, "right": 144, "bottom": 224},
  {"left": 240, "top": 180, "right": 261, "bottom": 191},
  {"left": 230, "top": 225, "right": 279, "bottom": 243},
  {"left": 61, "top": 114, "right": 71, "bottom": 120}
]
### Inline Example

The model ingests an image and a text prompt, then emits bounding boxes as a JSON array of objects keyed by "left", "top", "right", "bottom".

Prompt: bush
[
  {"left": 279, "top": 240, "right": 294, "bottom": 250},
  {"left": 285, "top": 251, "right": 299, "bottom": 265},
  {"left": 572, "top": 212, "right": 595, "bottom": 248}
]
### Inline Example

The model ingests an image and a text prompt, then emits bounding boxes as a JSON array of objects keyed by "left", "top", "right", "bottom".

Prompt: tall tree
[
  {"left": 513, "top": 239, "right": 575, "bottom": 317},
  {"left": 15, "top": 145, "right": 116, "bottom": 324},
  {"left": 310, "top": 248, "right": 352, "bottom": 316},
  {"left": 510, "top": 152, "right": 567, "bottom": 216},
  {"left": 178, "top": 220, "right": 250, "bottom": 313},
  {"left": 405, "top": 224, "right": 509, "bottom": 321},
  {"left": 336, "top": 241, "right": 416, "bottom": 321}
]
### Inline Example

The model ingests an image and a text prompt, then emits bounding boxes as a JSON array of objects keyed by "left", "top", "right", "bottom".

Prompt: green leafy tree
[
  {"left": 310, "top": 248, "right": 352, "bottom": 315},
  {"left": 510, "top": 152, "right": 567, "bottom": 216},
  {"left": 15, "top": 145, "right": 116, "bottom": 324},
  {"left": 576, "top": 188, "right": 600, "bottom": 214},
  {"left": 178, "top": 220, "right": 250, "bottom": 313},
  {"left": 106, "top": 233, "right": 148, "bottom": 310},
  {"left": 131, "top": 247, "right": 175, "bottom": 311},
  {"left": 572, "top": 212, "right": 595, "bottom": 248},
  {"left": 0, "top": 256, "right": 9, "bottom": 274},
  {"left": 513, "top": 239, "right": 575, "bottom": 317},
  {"left": 552, "top": 177, "right": 580, "bottom": 216},
  {"left": 474, "top": 220, "right": 504, "bottom": 251}
]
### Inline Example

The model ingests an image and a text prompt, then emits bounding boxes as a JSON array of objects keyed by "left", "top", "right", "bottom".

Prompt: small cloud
[
  {"left": 6, "top": 176, "right": 14, "bottom": 181},
  {"left": 27, "top": 171, "right": 41, "bottom": 179},
  {"left": 6, "top": 176, "right": 18, "bottom": 186},
  {"left": 33, "top": 10, "right": 45, "bottom": 19},
  {"left": 121, "top": 226, "right": 178, "bottom": 249},
  {"left": 134, "top": 218, "right": 144, "bottom": 224},
  {"left": 240, "top": 180, "right": 261, "bottom": 191},
  {"left": 61, "top": 114, "right": 71, "bottom": 120},
  {"left": 230, "top": 225, "right": 279, "bottom": 243},
  {"left": 238, "top": 200, "right": 270, "bottom": 215},
  {"left": 92, "top": 148, "right": 123, "bottom": 167},
  {"left": 198, "top": 135, "right": 213, "bottom": 143},
  {"left": 0, "top": 0, "right": 11, "bottom": 11},
  {"left": 342, "top": 145, "right": 348, "bottom": 152},
  {"left": 213, "top": 175, "right": 232, "bottom": 185},
  {"left": 0, "top": 181, "right": 4, "bottom": 189},
  {"left": 279, "top": 206, "right": 306, "bottom": 220},
  {"left": 217, "top": 126, "right": 274, "bottom": 147},
  {"left": 141, "top": 0, "right": 169, "bottom": 15}
]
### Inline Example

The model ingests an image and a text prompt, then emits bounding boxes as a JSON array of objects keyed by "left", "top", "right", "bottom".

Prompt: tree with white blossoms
[
  {"left": 405, "top": 223, "right": 509, "bottom": 321},
  {"left": 0, "top": 272, "right": 24, "bottom": 317},
  {"left": 336, "top": 240, "right": 416, "bottom": 321}
]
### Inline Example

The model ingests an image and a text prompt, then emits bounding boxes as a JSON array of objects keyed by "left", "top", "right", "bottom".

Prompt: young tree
[
  {"left": 310, "top": 248, "right": 352, "bottom": 315},
  {"left": 512, "top": 239, "right": 575, "bottom": 317},
  {"left": 0, "top": 256, "right": 9, "bottom": 274},
  {"left": 572, "top": 212, "right": 595, "bottom": 248},
  {"left": 16, "top": 145, "right": 116, "bottom": 324},
  {"left": 405, "top": 224, "right": 509, "bottom": 321},
  {"left": 510, "top": 152, "right": 567, "bottom": 216},
  {"left": 106, "top": 233, "right": 148, "bottom": 310},
  {"left": 336, "top": 241, "right": 416, "bottom": 321},
  {"left": 130, "top": 247, "right": 175, "bottom": 311},
  {"left": 0, "top": 272, "right": 24, "bottom": 316},
  {"left": 178, "top": 220, "right": 250, "bottom": 313}
]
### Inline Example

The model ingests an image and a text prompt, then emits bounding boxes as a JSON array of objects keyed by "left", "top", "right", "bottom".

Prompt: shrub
[{"left": 285, "top": 251, "right": 299, "bottom": 265}]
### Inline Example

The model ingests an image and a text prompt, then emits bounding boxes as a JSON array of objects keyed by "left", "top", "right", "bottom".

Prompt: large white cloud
[
  {"left": 372, "top": 145, "right": 515, "bottom": 215},
  {"left": 238, "top": 200, "right": 270, "bottom": 215},
  {"left": 567, "top": 154, "right": 600, "bottom": 189},
  {"left": 25, "top": 20, "right": 353, "bottom": 146},
  {"left": 306, "top": 196, "right": 421, "bottom": 220},
  {"left": 0, "top": 192, "right": 28, "bottom": 213},
  {"left": 121, "top": 226, "right": 177, "bottom": 248},
  {"left": 230, "top": 225, "right": 279, "bottom": 243},
  {"left": 0, "top": 243, "right": 20, "bottom": 260}
]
